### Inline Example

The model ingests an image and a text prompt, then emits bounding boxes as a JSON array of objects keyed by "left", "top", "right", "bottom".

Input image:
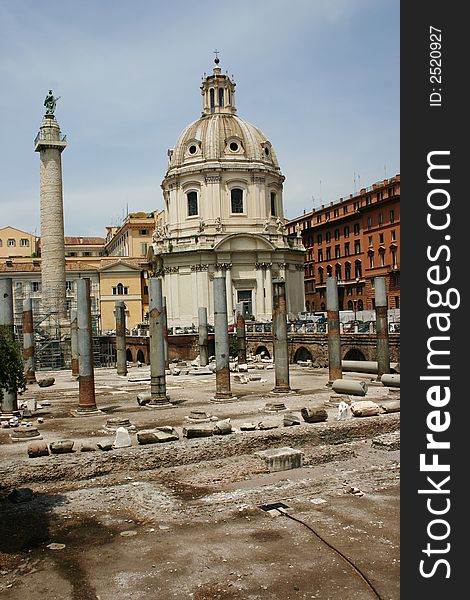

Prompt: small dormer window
[
  {"left": 229, "top": 142, "right": 239, "bottom": 152},
  {"left": 264, "top": 147, "right": 270, "bottom": 156},
  {"left": 189, "top": 145, "right": 197, "bottom": 155}
]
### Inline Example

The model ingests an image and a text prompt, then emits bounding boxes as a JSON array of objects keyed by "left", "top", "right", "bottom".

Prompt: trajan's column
[{"left": 34, "top": 91, "right": 67, "bottom": 318}]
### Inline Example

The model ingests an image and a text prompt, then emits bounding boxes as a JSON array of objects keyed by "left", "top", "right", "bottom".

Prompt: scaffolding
[{"left": 13, "top": 291, "right": 114, "bottom": 371}]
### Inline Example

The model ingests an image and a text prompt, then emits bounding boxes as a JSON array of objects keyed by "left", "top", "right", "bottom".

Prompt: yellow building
[
  {"left": 98, "top": 258, "right": 148, "bottom": 332},
  {"left": 105, "top": 212, "right": 160, "bottom": 258},
  {"left": 0, "top": 226, "right": 38, "bottom": 258}
]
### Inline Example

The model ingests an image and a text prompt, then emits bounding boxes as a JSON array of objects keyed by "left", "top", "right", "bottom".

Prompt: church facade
[{"left": 153, "top": 59, "right": 305, "bottom": 327}]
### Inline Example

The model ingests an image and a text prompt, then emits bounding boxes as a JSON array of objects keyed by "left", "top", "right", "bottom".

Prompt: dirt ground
[{"left": 0, "top": 364, "right": 400, "bottom": 600}]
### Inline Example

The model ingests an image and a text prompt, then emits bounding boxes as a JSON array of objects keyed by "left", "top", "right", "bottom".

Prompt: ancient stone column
[
  {"left": 0, "top": 278, "right": 18, "bottom": 412},
  {"left": 162, "top": 296, "right": 169, "bottom": 369},
  {"left": 76, "top": 278, "right": 100, "bottom": 414},
  {"left": 213, "top": 275, "right": 232, "bottom": 399},
  {"left": 375, "top": 277, "right": 391, "bottom": 378},
  {"left": 198, "top": 307, "right": 209, "bottom": 367},
  {"left": 115, "top": 300, "right": 127, "bottom": 376},
  {"left": 236, "top": 302, "right": 247, "bottom": 365},
  {"left": 148, "top": 277, "right": 170, "bottom": 406},
  {"left": 327, "top": 276, "right": 342, "bottom": 383},
  {"left": 22, "top": 298, "right": 37, "bottom": 384},
  {"left": 272, "top": 279, "right": 290, "bottom": 393},
  {"left": 70, "top": 309, "right": 79, "bottom": 377},
  {"left": 34, "top": 112, "right": 67, "bottom": 318}
]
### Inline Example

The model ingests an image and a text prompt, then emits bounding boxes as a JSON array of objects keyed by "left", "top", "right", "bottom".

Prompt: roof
[
  {"left": 168, "top": 113, "right": 280, "bottom": 172},
  {"left": 64, "top": 237, "right": 105, "bottom": 246}
]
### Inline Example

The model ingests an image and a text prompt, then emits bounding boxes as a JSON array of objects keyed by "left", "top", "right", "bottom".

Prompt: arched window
[
  {"left": 231, "top": 188, "right": 244, "bottom": 213},
  {"left": 326, "top": 265, "right": 333, "bottom": 277},
  {"left": 210, "top": 88, "right": 215, "bottom": 113},
  {"left": 318, "top": 267, "right": 324, "bottom": 283},
  {"left": 347, "top": 300, "right": 353, "bottom": 310},
  {"left": 357, "top": 299, "right": 364, "bottom": 311},
  {"left": 305, "top": 301, "right": 310, "bottom": 312},
  {"left": 218, "top": 88, "right": 224, "bottom": 107},
  {"left": 113, "top": 283, "right": 129, "bottom": 296},
  {"left": 321, "top": 302, "right": 326, "bottom": 311},
  {"left": 335, "top": 264, "right": 342, "bottom": 280},
  {"left": 345, "top": 262, "right": 351, "bottom": 280},
  {"left": 187, "top": 191, "right": 198, "bottom": 216}
]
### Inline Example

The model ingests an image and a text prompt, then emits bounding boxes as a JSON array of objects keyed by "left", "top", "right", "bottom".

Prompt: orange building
[{"left": 286, "top": 175, "right": 400, "bottom": 312}]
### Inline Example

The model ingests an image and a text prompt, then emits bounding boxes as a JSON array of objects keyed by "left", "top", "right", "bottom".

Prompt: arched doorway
[
  {"left": 343, "top": 348, "right": 366, "bottom": 361},
  {"left": 126, "top": 349, "right": 133, "bottom": 363},
  {"left": 136, "top": 349, "right": 145, "bottom": 364},
  {"left": 294, "top": 347, "right": 313, "bottom": 362},
  {"left": 255, "top": 345, "right": 271, "bottom": 359}
]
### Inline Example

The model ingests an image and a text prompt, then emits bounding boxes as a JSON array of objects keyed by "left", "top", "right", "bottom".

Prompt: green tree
[{"left": 0, "top": 327, "right": 26, "bottom": 401}]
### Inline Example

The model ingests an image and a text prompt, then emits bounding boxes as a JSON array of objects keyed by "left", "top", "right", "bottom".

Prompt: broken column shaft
[
  {"left": 0, "top": 278, "right": 18, "bottom": 412},
  {"left": 76, "top": 278, "right": 99, "bottom": 414},
  {"left": 272, "top": 279, "right": 290, "bottom": 393},
  {"left": 115, "top": 300, "right": 127, "bottom": 376},
  {"left": 375, "top": 276, "right": 391, "bottom": 378},
  {"left": 213, "top": 275, "right": 232, "bottom": 399},
  {"left": 22, "top": 298, "right": 36, "bottom": 384},
  {"left": 198, "top": 307, "right": 209, "bottom": 367},
  {"left": 148, "top": 277, "right": 170, "bottom": 406},
  {"left": 236, "top": 302, "right": 247, "bottom": 365},
  {"left": 326, "top": 276, "right": 342, "bottom": 383},
  {"left": 70, "top": 309, "right": 79, "bottom": 377}
]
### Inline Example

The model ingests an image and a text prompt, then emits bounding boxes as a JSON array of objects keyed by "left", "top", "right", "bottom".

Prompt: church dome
[
  {"left": 168, "top": 114, "right": 281, "bottom": 171},
  {"left": 165, "top": 60, "right": 281, "bottom": 175}
]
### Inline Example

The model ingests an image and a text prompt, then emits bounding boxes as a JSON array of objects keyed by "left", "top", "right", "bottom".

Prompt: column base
[
  {"left": 71, "top": 407, "right": 103, "bottom": 417},
  {"left": 145, "top": 396, "right": 172, "bottom": 409},
  {"left": 210, "top": 395, "right": 238, "bottom": 403},
  {"left": 270, "top": 387, "right": 294, "bottom": 395}
]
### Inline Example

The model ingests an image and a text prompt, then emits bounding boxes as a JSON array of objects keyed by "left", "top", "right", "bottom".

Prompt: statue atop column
[{"left": 44, "top": 90, "right": 61, "bottom": 116}]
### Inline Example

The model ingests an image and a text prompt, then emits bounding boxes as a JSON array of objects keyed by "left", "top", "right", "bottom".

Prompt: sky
[{"left": 0, "top": 0, "right": 399, "bottom": 237}]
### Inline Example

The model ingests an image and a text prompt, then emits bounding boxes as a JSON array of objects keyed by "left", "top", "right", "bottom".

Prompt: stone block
[
  {"left": 332, "top": 379, "right": 368, "bottom": 396},
  {"left": 283, "top": 413, "right": 301, "bottom": 427},
  {"left": 301, "top": 407, "right": 328, "bottom": 423},
  {"left": 257, "top": 420, "right": 279, "bottom": 430},
  {"left": 137, "top": 392, "right": 151, "bottom": 406},
  {"left": 350, "top": 400, "right": 381, "bottom": 417},
  {"left": 213, "top": 419, "right": 232, "bottom": 435},
  {"left": 182, "top": 425, "right": 213, "bottom": 438},
  {"left": 113, "top": 427, "right": 132, "bottom": 448},
  {"left": 188, "top": 368, "right": 213, "bottom": 376},
  {"left": 37, "top": 377, "right": 55, "bottom": 388},
  {"left": 137, "top": 428, "right": 179, "bottom": 444},
  {"left": 50, "top": 440, "right": 75, "bottom": 454},
  {"left": 240, "top": 422, "right": 257, "bottom": 431},
  {"left": 27, "top": 441, "right": 49, "bottom": 458},
  {"left": 378, "top": 400, "right": 400, "bottom": 413},
  {"left": 256, "top": 447, "right": 304, "bottom": 472}
]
